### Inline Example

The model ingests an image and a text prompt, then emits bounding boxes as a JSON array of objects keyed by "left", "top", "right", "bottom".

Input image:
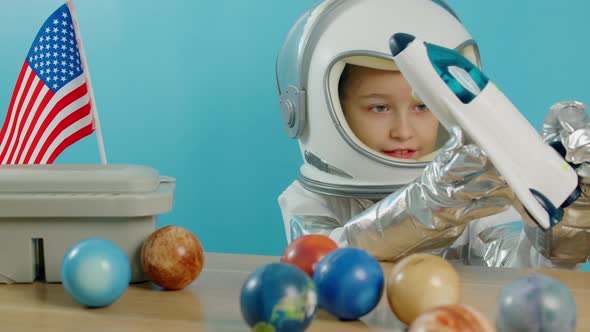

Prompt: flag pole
[{"left": 65, "top": 0, "right": 107, "bottom": 164}]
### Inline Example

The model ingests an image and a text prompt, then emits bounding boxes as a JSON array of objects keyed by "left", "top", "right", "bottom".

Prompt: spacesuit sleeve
[
  {"left": 278, "top": 180, "right": 364, "bottom": 247},
  {"left": 280, "top": 127, "right": 514, "bottom": 261},
  {"left": 520, "top": 101, "right": 590, "bottom": 265}
]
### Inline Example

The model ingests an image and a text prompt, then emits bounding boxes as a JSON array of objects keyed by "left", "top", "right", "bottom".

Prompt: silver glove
[
  {"left": 342, "top": 126, "right": 513, "bottom": 261},
  {"left": 523, "top": 100, "right": 590, "bottom": 264}
]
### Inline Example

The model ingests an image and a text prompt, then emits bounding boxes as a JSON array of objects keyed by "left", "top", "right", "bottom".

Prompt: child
[
  {"left": 338, "top": 64, "right": 443, "bottom": 161},
  {"left": 276, "top": 0, "right": 590, "bottom": 268}
]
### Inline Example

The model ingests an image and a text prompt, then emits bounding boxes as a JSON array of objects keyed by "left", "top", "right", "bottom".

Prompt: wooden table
[{"left": 0, "top": 253, "right": 588, "bottom": 331}]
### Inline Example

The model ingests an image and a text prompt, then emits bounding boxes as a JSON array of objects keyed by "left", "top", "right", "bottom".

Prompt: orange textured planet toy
[
  {"left": 387, "top": 253, "right": 461, "bottom": 325},
  {"left": 408, "top": 304, "right": 494, "bottom": 332},
  {"left": 141, "top": 225, "right": 205, "bottom": 290}
]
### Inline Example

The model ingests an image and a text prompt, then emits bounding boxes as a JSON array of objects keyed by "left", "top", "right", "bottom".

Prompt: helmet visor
[{"left": 328, "top": 46, "right": 479, "bottom": 165}]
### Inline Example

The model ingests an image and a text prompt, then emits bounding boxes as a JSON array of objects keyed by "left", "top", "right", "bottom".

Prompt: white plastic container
[{"left": 0, "top": 164, "right": 174, "bottom": 283}]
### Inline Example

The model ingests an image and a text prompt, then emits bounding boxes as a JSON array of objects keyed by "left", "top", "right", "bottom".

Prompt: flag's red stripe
[
  {"left": 0, "top": 62, "right": 28, "bottom": 154},
  {"left": 34, "top": 102, "right": 91, "bottom": 164},
  {"left": 23, "top": 83, "right": 88, "bottom": 164},
  {"left": 46, "top": 123, "right": 94, "bottom": 164},
  {"left": 14, "top": 88, "right": 54, "bottom": 164},
  {"left": 6, "top": 79, "right": 45, "bottom": 164},
  {"left": 0, "top": 68, "right": 35, "bottom": 161}
]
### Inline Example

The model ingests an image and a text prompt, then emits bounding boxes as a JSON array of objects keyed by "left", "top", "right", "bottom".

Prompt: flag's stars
[{"left": 27, "top": 7, "right": 85, "bottom": 91}]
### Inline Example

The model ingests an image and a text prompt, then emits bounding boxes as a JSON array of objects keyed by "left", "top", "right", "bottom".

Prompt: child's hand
[
  {"left": 541, "top": 100, "right": 590, "bottom": 164},
  {"left": 421, "top": 126, "right": 513, "bottom": 221},
  {"left": 344, "top": 125, "right": 514, "bottom": 261},
  {"left": 521, "top": 101, "right": 590, "bottom": 265}
]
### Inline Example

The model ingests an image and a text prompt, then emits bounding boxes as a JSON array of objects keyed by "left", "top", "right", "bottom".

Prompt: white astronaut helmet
[{"left": 276, "top": 0, "right": 481, "bottom": 199}]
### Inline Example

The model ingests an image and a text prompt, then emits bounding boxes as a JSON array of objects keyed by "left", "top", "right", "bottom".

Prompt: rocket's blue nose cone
[{"left": 390, "top": 33, "right": 416, "bottom": 56}]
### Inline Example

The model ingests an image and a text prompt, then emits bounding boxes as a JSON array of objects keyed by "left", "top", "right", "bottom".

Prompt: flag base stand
[{"left": 0, "top": 164, "right": 174, "bottom": 283}]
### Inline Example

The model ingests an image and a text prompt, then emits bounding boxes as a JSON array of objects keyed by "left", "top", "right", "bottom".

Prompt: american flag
[{"left": 0, "top": 4, "right": 94, "bottom": 164}]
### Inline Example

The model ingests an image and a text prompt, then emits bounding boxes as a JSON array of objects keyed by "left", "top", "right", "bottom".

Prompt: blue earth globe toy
[{"left": 240, "top": 262, "right": 317, "bottom": 332}]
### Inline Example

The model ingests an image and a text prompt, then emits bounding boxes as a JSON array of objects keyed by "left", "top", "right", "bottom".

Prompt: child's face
[{"left": 341, "top": 66, "right": 440, "bottom": 160}]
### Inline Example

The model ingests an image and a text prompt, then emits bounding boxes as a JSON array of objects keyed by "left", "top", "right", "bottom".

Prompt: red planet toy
[{"left": 280, "top": 234, "right": 338, "bottom": 276}]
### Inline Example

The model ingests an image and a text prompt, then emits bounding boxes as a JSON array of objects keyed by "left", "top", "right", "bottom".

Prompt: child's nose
[{"left": 389, "top": 112, "right": 413, "bottom": 140}]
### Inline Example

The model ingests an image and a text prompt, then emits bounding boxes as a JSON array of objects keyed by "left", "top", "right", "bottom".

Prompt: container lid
[{"left": 0, "top": 164, "right": 160, "bottom": 193}]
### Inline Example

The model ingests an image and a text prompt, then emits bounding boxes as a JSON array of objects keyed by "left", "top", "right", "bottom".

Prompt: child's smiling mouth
[{"left": 383, "top": 149, "right": 417, "bottom": 159}]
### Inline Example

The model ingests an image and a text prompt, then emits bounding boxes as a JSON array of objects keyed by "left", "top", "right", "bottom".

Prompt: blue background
[{"left": 0, "top": 1, "right": 588, "bottom": 257}]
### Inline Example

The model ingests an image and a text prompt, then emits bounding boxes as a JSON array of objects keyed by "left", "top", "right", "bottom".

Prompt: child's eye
[
  {"left": 369, "top": 105, "right": 390, "bottom": 113},
  {"left": 414, "top": 104, "right": 429, "bottom": 112}
]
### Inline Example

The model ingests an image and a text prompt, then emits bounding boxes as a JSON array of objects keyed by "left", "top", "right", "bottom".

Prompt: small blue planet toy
[
  {"left": 496, "top": 273, "right": 577, "bottom": 332},
  {"left": 61, "top": 238, "right": 131, "bottom": 308},
  {"left": 240, "top": 262, "right": 317, "bottom": 332},
  {"left": 313, "top": 247, "right": 384, "bottom": 320}
]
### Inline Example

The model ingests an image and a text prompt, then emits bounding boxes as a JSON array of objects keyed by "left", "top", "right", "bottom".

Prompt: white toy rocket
[{"left": 389, "top": 32, "right": 580, "bottom": 231}]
